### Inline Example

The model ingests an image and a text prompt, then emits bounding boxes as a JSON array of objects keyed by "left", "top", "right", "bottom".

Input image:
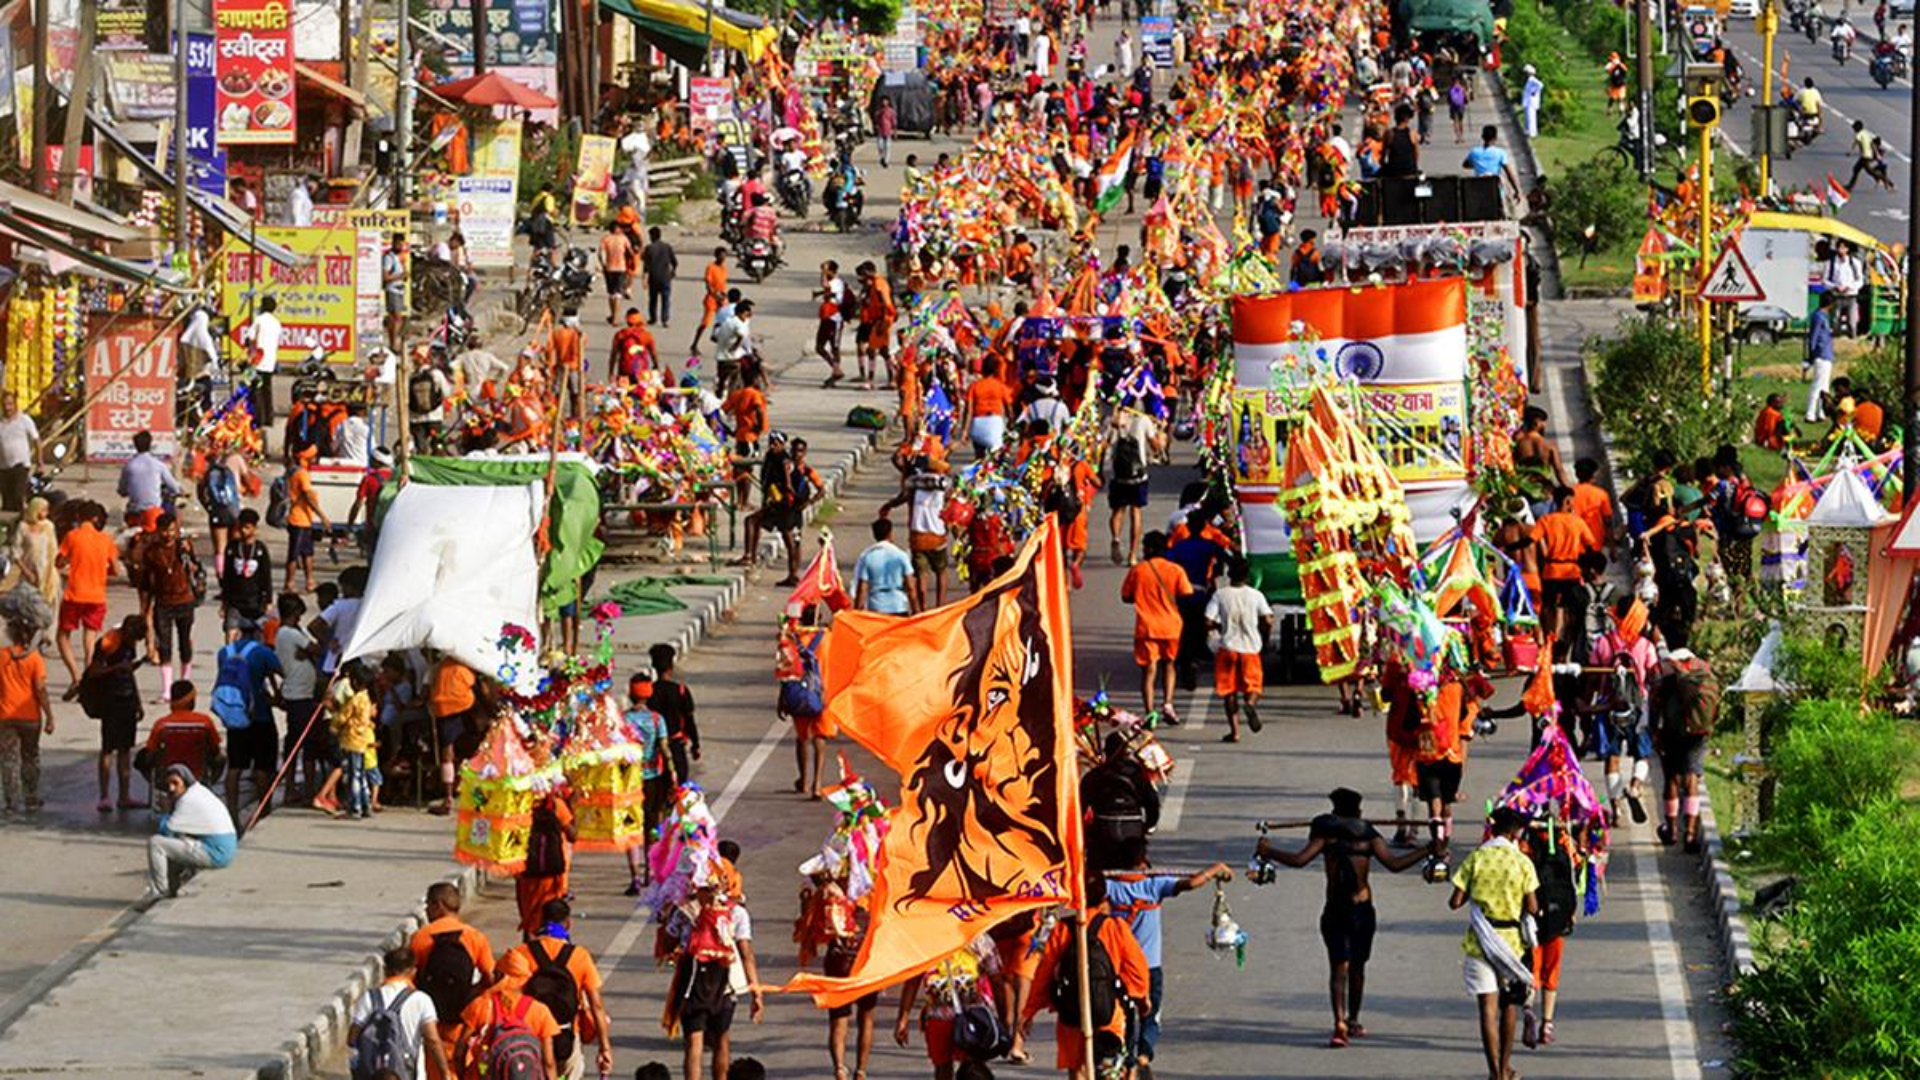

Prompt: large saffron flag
[
  {"left": 1093, "top": 132, "right": 1136, "bottom": 215},
  {"left": 1231, "top": 276, "right": 1469, "bottom": 388},
  {"left": 785, "top": 518, "right": 1084, "bottom": 1008}
]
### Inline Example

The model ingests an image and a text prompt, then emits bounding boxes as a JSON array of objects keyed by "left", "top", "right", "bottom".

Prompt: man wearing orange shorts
[
  {"left": 1121, "top": 531, "right": 1192, "bottom": 724},
  {"left": 1205, "top": 560, "right": 1274, "bottom": 743},
  {"left": 690, "top": 247, "right": 728, "bottom": 356},
  {"left": 56, "top": 501, "right": 121, "bottom": 688},
  {"left": 857, "top": 262, "right": 896, "bottom": 389}
]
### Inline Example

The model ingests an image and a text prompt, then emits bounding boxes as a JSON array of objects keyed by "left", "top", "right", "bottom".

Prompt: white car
[
  {"left": 1893, "top": 0, "right": 1915, "bottom": 19},
  {"left": 1727, "top": 0, "right": 1759, "bottom": 16}
]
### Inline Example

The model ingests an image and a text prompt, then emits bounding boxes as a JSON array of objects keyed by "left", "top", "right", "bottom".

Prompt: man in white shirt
[
  {"left": 285, "top": 176, "right": 316, "bottom": 227},
  {"left": 714, "top": 299, "right": 757, "bottom": 394},
  {"left": 1327, "top": 124, "right": 1354, "bottom": 171},
  {"left": 0, "top": 391, "right": 40, "bottom": 512},
  {"left": 1019, "top": 377, "right": 1072, "bottom": 434},
  {"left": 1116, "top": 29, "right": 1136, "bottom": 79},
  {"left": 348, "top": 947, "right": 449, "bottom": 1080},
  {"left": 241, "top": 297, "right": 282, "bottom": 426},
  {"left": 1206, "top": 560, "right": 1275, "bottom": 741}
]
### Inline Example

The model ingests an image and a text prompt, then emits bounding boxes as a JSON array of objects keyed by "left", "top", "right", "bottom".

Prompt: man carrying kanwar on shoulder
[{"left": 1254, "top": 787, "right": 1435, "bottom": 1048}]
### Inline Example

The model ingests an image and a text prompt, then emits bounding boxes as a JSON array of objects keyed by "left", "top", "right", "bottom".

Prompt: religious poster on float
[{"left": 213, "top": 0, "right": 297, "bottom": 145}]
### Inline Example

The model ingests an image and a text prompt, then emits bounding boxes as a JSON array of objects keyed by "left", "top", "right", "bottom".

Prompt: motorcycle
[
  {"left": 1787, "top": 108, "right": 1824, "bottom": 149},
  {"left": 718, "top": 188, "right": 745, "bottom": 246},
  {"left": 777, "top": 168, "right": 810, "bottom": 217},
  {"left": 737, "top": 235, "right": 780, "bottom": 283},
  {"left": 1833, "top": 33, "right": 1853, "bottom": 63},
  {"left": 558, "top": 245, "right": 593, "bottom": 306},
  {"left": 427, "top": 305, "right": 478, "bottom": 358},
  {"left": 1869, "top": 45, "right": 1908, "bottom": 85},
  {"left": 825, "top": 172, "right": 865, "bottom": 233}
]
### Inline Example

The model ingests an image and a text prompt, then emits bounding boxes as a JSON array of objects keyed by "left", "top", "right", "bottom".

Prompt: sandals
[
  {"left": 1221, "top": 732, "right": 1241, "bottom": 743},
  {"left": 1347, "top": 1022, "right": 1367, "bottom": 1039},
  {"left": 1626, "top": 793, "right": 1648, "bottom": 824},
  {"left": 1327, "top": 1027, "right": 1349, "bottom": 1048},
  {"left": 1245, "top": 704, "right": 1263, "bottom": 733},
  {"left": 1522, "top": 1007, "right": 1539, "bottom": 1049}
]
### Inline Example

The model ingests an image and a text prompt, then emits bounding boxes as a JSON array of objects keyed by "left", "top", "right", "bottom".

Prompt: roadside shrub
[
  {"left": 1590, "top": 315, "right": 1750, "bottom": 475},
  {"left": 1500, "top": 0, "right": 1573, "bottom": 127},
  {"left": 1733, "top": 800, "right": 1920, "bottom": 1075},
  {"left": 1552, "top": 151, "right": 1644, "bottom": 256},
  {"left": 1772, "top": 631, "right": 1873, "bottom": 703},
  {"left": 1847, "top": 338, "right": 1903, "bottom": 408},
  {"left": 1766, "top": 699, "right": 1912, "bottom": 854}
]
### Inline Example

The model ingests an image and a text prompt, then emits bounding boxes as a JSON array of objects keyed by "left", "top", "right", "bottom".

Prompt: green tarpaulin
[
  {"left": 405, "top": 457, "right": 605, "bottom": 617},
  {"left": 596, "top": 574, "right": 734, "bottom": 618}
]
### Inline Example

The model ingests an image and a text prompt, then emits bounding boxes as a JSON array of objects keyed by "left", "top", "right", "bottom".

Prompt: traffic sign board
[{"left": 1698, "top": 240, "right": 1765, "bottom": 302}]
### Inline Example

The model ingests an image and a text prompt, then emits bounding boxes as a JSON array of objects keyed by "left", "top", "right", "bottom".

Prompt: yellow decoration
[
  {"left": 561, "top": 692, "right": 649, "bottom": 853},
  {"left": 454, "top": 715, "right": 563, "bottom": 875}
]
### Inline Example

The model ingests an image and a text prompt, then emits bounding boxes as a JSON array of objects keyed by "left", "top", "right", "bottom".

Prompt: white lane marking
[
  {"left": 601, "top": 716, "right": 788, "bottom": 978},
  {"left": 1184, "top": 682, "right": 1212, "bottom": 731},
  {"left": 1157, "top": 759, "right": 1193, "bottom": 835},
  {"left": 1630, "top": 821, "right": 1706, "bottom": 1077}
]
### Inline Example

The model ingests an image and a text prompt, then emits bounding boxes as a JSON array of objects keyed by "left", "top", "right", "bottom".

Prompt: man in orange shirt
[
  {"left": 722, "top": 370, "right": 770, "bottom": 509},
  {"left": 609, "top": 308, "right": 658, "bottom": 384},
  {"left": 453, "top": 949, "right": 561, "bottom": 1080},
  {"left": 283, "top": 446, "right": 330, "bottom": 594},
  {"left": 1121, "top": 531, "right": 1194, "bottom": 723},
  {"left": 411, "top": 881, "right": 497, "bottom": 1044},
  {"left": 857, "top": 261, "right": 896, "bottom": 389},
  {"left": 1751, "top": 392, "right": 1788, "bottom": 451},
  {"left": 1568, "top": 458, "right": 1614, "bottom": 550},
  {"left": 1534, "top": 486, "right": 1599, "bottom": 643},
  {"left": 549, "top": 308, "right": 585, "bottom": 420},
  {"left": 1414, "top": 670, "right": 1495, "bottom": 865},
  {"left": 1023, "top": 869, "right": 1152, "bottom": 1080},
  {"left": 55, "top": 500, "right": 122, "bottom": 687},
  {"left": 691, "top": 248, "right": 728, "bottom": 356},
  {"left": 960, "top": 358, "right": 1017, "bottom": 459},
  {"left": 137, "top": 679, "right": 223, "bottom": 793},
  {"left": 501, "top": 898, "right": 614, "bottom": 1078}
]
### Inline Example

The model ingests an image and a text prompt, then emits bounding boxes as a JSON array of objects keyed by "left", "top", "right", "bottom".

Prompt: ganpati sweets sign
[
  {"left": 214, "top": 0, "right": 296, "bottom": 145},
  {"left": 86, "top": 317, "right": 178, "bottom": 462},
  {"left": 220, "top": 227, "right": 358, "bottom": 364}
]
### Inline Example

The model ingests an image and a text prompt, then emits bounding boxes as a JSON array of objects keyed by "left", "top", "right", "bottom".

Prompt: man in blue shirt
[
  {"left": 118, "top": 429, "right": 180, "bottom": 527},
  {"left": 853, "top": 517, "right": 915, "bottom": 615},
  {"left": 1806, "top": 292, "right": 1837, "bottom": 422},
  {"left": 1106, "top": 840, "right": 1233, "bottom": 1073},
  {"left": 1463, "top": 125, "right": 1520, "bottom": 198}
]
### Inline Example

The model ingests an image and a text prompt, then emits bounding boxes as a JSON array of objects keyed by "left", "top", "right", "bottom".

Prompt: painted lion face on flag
[{"left": 897, "top": 569, "right": 1066, "bottom": 909}]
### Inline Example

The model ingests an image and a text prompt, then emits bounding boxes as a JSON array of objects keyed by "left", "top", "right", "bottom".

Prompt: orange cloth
[
  {"left": 1121, "top": 557, "right": 1193, "bottom": 641},
  {"left": 58, "top": 525, "right": 116, "bottom": 604},
  {"left": 0, "top": 645, "right": 45, "bottom": 722},
  {"left": 516, "top": 797, "right": 575, "bottom": 935},
  {"left": 965, "top": 376, "right": 1016, "bottom": 419},
  {"left": 1569, "top": 483, "right": 1613, "bottom": 549},
  {"left": 1025, "top": 910, "right": 1151, "bottom": 1064},
  {"left": 550, "top": 324, "right": 583, "bottom": 371},
  {"left": 1855, "top": 401, "right": 1885, "bottom": 442},
  {"left": 428, "top": 659, "right": 477, "bottom": 719},
  {"left": 1752, "top": 405, "right": 1785, "bottom": 450},
  {"left": 502, "top": 935, "right": 605, "bottom": 999},
  {"left": 703, "top": 262, "right": 728, "bottom": 309},
  {"left": 1214, "top": 650, "right": 1264, "bottom": 696},
  {"left": 722, "top": 387, "right": 768, "bottom": 444},
  {"left": 454, "top": 991, "right": 559, "bottom": 1079},
  {"left": 287, "top": 466, "right": 321, "bottom": 529},
  {"left": 863, "top": 279, "right": 897, "bottom": 326},
  {"left": 1533, "top": 511, "right": 1597, "bottom": 582},
  {"left": 410, "top": 915, "right": 497, "bottom": 985},
  {"left": 143, "top": 709, "right": 222, "bottom": 753}
]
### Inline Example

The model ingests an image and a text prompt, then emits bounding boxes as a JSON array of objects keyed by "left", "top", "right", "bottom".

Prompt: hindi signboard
[
  {"left": 184, "top": 32, "right": 230, "bottom": 197},
  {"left": 86, "top": 318, "right": 178, "bottom": 462},
  {"left": 1141, "top": 16, "right": 1173, "bottom": 68},
  {"left": 314, "top": 208, "right": 407, "bottom": 344},
  {"left": 220, "top": 227, "right": 358, "bottom": 364},
  {"left": 688, "top": 77, "right": 734, "bottom": 132},
  {"left": 456, "top": 177, "right": 517, "bottom": 269},
  {"left": 214, "top": 0, "right": 297, "bottom": 145}
]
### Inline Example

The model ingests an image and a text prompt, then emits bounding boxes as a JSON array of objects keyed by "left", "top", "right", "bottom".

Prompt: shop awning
[
  {"left": 0, "top": 206, "right": 191, "bottom": 292},
  {"left": 0, "top": 179, "right": 144, "bottom": 244},
  {"left": 296, "top": 62, "right": 377, "bottom": 117},
  {"left": 81, "top": 102, "right": 307, "bottom": 268},
  {"left": 599, "top": 0, "right": 778, "bottom": 63}
]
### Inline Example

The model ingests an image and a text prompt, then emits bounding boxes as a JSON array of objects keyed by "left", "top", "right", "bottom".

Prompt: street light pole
[
  {"left": 1758, "top": 0, "right": 1776, "bottom": 196},
  {"left": 1904, "top": 61, "right": 1920, "bottom": 503},
  {"left": 1637, "top": 0, "right": 1655, "bottom": 179},
  {"left": 173, "top": 0, "right": 190, "bottom": 252},
  {"left": 1698, "top": 107, "right": 1714, "bottom": 398}
]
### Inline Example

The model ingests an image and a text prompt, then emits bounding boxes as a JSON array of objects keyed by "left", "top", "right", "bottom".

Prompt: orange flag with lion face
[{"left": 785, "top": 518, "right": 1084, "bottom": 1008}]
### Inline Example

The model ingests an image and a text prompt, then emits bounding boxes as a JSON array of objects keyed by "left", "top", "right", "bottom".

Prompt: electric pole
[
  {"left": 472, "top": 0, "right": 487, "bottom": 74},
  {"left": 29, "top": 0, "right": 49, "bottom": 191},
  {"left": 1904, "top": 54, "right": 1920, "bottom": 502},
  {"left": 174, "top": 0, "right": 191, "bottom": 251},
  {"left": 55, "top": 0, "right": 96, "bottom": 204},
  {"left": 1637, "top": 0, "right": 1656, "bottom": 178},
  {"left": 395, "top": 10, "right": 412, "bottom": 210}
]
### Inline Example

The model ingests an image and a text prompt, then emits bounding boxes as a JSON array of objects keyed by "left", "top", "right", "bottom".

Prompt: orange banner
[{"left": 785, "top": 518, "right": 1084, "bottom": 1008}]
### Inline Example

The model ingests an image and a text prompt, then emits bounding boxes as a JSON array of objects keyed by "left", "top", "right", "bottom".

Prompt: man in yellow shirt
[{"left": 1449, "top": 806, "right": 1540, "bottom": 1080}]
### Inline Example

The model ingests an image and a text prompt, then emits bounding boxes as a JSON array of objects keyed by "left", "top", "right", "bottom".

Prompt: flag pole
[{"left": 1064, "top": 508, "right": 1094, "bottom": 1069}]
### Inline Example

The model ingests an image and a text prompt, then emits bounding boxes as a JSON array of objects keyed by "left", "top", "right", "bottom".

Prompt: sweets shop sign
[{"left": 214, "top": 0, "right": 296, "bottom": 145}]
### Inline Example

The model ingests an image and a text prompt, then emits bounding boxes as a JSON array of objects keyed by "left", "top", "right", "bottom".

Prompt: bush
[
  {"left": 1500, "top": 0, "right": 1574, "bottom": 127},
  {"left": 1766, "top": 699, "right": 1913, "bottom": 854},
  {"left": 1773, "top": 631, "right": 1874, "bottom": 704},
  {"left": 1733, "top": 800, "right": 1920, "bottom": 1075},
  {"left": 1848, "top": 338, "right": 1903, "bottom": 409},
  {"left": 1590, "top": 315, "right": 1752, "bottom": 475},
  {"left": 1552, "top": 151, "right": 1645, "bottom": 256}
]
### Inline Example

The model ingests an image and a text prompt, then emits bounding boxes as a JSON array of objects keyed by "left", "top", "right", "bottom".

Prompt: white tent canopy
[
  {"left": 1806, "top": 467, "right": 1892, "bottom": 527},
  {"left": 342, "top": 481, "right": 544, "bottom": 681}
]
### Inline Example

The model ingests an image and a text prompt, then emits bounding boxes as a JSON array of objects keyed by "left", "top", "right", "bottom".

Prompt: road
[{"left": 1717, "top": 4, "right": 1913, "bottom": 235}]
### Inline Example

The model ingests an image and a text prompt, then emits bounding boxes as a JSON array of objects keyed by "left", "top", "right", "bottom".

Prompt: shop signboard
[
  {"left": 86, "top": 317, "right": 178, "bottom": 462},
  {"left": 424, "top": 0, "right": 556, "bottom": 67},
  {"left": 98, "top": 0, "right": 153, "bottom": 51},
  {"left": 220, "top": 226, "right": 357, "bottom": 364},
  {"left": 572, "top": 134, "right": 616, "bottom": 224},
  {"left": 314, "top": 208, "right": 407, "bottom": 343},
  {"left": 1141, "top": 16, "right": 1173, "bottom": 68},
  {"left": 105, "top": 54, "right": 177, "bottom": 121},
  {"left": 456, "top": 177, "right": 517, "bottom": 269},
  {"left": 214, "top": 0, "right": 298, "bottom": 146},
  {"left": 185, "top": 32, "right": 230, "bottom": 197},
  {"left": 688, "top": 77, "right": 734, "bottom": 132}
]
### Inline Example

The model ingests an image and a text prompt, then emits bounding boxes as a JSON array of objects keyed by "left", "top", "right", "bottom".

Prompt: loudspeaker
[
  {"left": 1459, "top": 175, "right": 1504, "bottom": 222},
  {"left": 1380, "top": 176, "right": 1421, "bottom": 224},
  {"left": 1421, "top": 175, "right": 1463, "bottom": 221}
]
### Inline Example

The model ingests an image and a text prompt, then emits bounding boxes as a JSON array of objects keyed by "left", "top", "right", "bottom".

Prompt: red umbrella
[{"left": 430, "top": 71, "right": 558, "bottom": 110}]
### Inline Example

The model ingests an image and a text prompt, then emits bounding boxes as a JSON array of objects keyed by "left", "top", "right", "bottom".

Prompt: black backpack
[
  {"left": 1111, "top": 431, "right": 1148, "bottom": 484},
  {"left": 523, "top": 940, "right": 579, "bottom": 1066},
  {"left": 524, "top": 802, "right": 567, "bottom": 878},
  {"left": 416, "top": 930, "right": 477, "bottom": 1019},
  {"left": 409, "top": 369, "right": 445, "bottom": 414},
  {"left": 1050, "top": 913, "right": 1122, "bottom": 1031}
]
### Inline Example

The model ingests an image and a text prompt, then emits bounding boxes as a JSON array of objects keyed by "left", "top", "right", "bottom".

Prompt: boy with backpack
[
  {"left": 501, "top": 898, "right": 615, "bottom": 1079},
  {"left": 1650, "top": 622, "right": 1719, "bottom": 852},
  {"left": 410, "top": 882, "right": 496, "bottom": 1047},
  {"left": 776, "top": 622, "right": 830, "bottom": 798},
  {"left": 349, "top": 946, "right": 450, "bottom": 1080},
  {"left": 891, "top": 936, "right": 1003, "bottom": 1079},
  {"left": 210, "top": 616, "right": 283, "bottom": 820},
  {"left": 671, "top": 881, "right": 765, "bottom": 1080},
  {"left": 518, "top": 790, "right": 577, "bottom": 935},
  {"left": 1023, "top": 868, "right": 1152, "bottom": 1080},
  {"left": 454, "top": 948, "right": 561, "bottom": 1080},
  {"left": 78, "top": 614, "right": 146, "bottom": 813}
]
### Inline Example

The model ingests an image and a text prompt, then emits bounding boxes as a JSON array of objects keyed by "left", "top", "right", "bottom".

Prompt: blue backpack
[
  {"left": 778, "top": 633, "right": 826, "bottom": 720},
  {"left": 211, "top": 642, "right": 258, "bottom": 730}
]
